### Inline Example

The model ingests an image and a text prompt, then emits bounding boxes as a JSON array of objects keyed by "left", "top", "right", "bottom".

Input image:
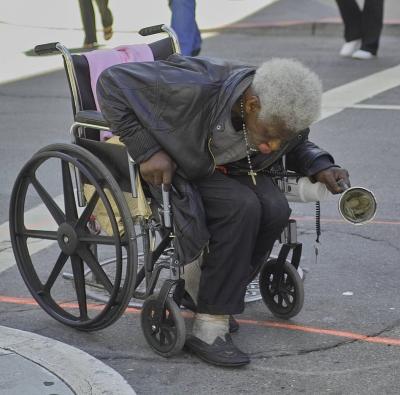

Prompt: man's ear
[{"left": 244, "top": 95, "right": 261, "bottom": 114}]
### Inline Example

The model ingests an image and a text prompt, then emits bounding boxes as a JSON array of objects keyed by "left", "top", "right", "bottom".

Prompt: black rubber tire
[
  {"left": 259, "top": 259, "right": 304, "bottom": 319},
  {"left": 9, "top": 143, "right": 137, "bottom": 331},
  {"left": 141, "top": 294, "right": 186, "bottom": 357}
]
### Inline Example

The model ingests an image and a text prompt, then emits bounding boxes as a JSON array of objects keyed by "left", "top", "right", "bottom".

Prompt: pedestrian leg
[
  {"left": 361, "top": 0, "right": 384, "bottom": 55},
  {"left": 336, "top": 0, "right": 363, "bottom": 42},
  {"left": 170, "top": 0, "right": 202, "bottom": 56},
  {"left": 95, "top": 0, "right": 114, "bottom": 40},
  {"left": 79, "top": 0, "right": 97, "bottom": 46}
]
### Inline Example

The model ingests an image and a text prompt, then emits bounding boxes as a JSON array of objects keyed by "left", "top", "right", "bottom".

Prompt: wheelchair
[{"left": 9, "top": 25, "right": 306, "bottom": 357}]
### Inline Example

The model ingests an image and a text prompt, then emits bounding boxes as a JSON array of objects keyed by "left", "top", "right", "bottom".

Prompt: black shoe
[
  {"left": 179, "top": 292, "right": 240, "bottom": 333},
  {"left": 185, "top": 334, "right": 250, "bottom": 367}
]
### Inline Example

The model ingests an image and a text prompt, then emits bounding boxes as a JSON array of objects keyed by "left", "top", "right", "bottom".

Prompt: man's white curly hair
[{"left": 252, "top": 58, "right": 322, "bottom": 135}]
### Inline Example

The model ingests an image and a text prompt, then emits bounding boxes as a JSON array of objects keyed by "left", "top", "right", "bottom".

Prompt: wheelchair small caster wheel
[
  {"left": 141, "top": 294, "right": 186, "bottom": 357},
  {"left": 259, "top": 259, "right": 304, "bottom": 319}
]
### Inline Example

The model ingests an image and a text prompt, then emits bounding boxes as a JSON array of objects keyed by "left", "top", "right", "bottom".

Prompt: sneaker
[
  {"left": 185, "top": 334, "right": 250, "bottom": 367},
  {"left": 178, "top": 291, "right": 239, "bottom": 333},
  {"left": 352, "top": 49, "right": 375, "bottom": 60},
  {"left": 339, "top": 39, "right": 361, "bottom": 57}
]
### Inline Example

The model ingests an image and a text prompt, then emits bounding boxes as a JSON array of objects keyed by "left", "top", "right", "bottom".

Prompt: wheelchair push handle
[
  {"left": 162, "top": 184, "right": 172, "bottom": 228},
  {"left": 34, "top": 42, "right": 60, "bottom": 56},
  {"left": 139, "top": 24, "right": 165, "bottom": 36}
]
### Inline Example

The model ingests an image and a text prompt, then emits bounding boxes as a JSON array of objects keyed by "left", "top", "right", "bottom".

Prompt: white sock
[{"left": 192, "top": 313, "right": 229, "bottom": 345}]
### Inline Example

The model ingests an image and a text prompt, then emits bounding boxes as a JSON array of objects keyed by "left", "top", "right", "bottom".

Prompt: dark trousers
[
  {"left": 194, "top": 171, "right": 291, "bottom": 315},
  {"left": 336, "top": 0, "right": 384, "bottom": 55},
  {"left": 79, "top": 0, "right": 113, "bottom": 45}
]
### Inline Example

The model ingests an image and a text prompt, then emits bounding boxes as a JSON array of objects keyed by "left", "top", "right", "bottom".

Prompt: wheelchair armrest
[{"left": 75, "top": 110, "right": 109, "bottom": 128}]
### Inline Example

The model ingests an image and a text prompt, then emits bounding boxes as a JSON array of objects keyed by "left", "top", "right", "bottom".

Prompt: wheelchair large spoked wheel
[
  {"left": 9, "top": 143, "right": 137, "bottom": 331},
  {"left": 141, "top": 294, "right": 186, "bottom": 357},
  {"left": 259, "top": 259, "right": 304, "bottom": 319}
]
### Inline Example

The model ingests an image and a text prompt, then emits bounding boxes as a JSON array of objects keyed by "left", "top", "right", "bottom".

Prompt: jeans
[{"left": 169, "top": 0, "right": 202, "bottom": 56}]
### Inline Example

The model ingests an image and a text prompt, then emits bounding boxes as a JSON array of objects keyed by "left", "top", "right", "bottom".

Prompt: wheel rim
[{"left": 9, "top": 147, "right": 136, "bottom": 329}]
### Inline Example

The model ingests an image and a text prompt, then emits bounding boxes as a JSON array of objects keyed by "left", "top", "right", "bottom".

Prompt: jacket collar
[{"left": 211, "top": 70, "right": 255, "bottom": 135}]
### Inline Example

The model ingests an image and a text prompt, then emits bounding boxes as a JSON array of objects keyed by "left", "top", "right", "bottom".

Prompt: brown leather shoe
[
  {"left": 103, "top": 26, "right": 113, "bottom": 41},
  {"left": 83, "top": 42, "right": 98, "bottom": 50}
]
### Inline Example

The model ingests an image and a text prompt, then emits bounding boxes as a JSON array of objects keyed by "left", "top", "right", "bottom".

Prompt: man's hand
[
  {"left": 139, "top": 150, "right": 177, "bottom": 189},
  {"left": 313, "top": 167, "right": 350, "bottom": 194}
]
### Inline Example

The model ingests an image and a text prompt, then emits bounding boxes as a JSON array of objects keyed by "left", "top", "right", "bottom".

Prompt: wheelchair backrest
[{"left": 68, "top": 37, "right": 175, "bottom": 116}]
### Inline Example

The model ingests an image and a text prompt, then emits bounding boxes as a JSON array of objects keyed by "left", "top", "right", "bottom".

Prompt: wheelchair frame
[{"left": 9, "top": 25, "right": 306, "bottom": 357}]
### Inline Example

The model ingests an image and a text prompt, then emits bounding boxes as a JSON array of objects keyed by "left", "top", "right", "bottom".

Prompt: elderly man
[{"left": 97, "top": 55, "right": 350, "bottom": 367}]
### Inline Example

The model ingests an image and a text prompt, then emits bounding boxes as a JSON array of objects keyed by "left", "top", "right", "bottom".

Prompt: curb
[
  {"left": 201, "top": 20, "right": 400, "bottom": 37},
  {"left": 0, "top": 325, "right": 135, "bottom": 395}
]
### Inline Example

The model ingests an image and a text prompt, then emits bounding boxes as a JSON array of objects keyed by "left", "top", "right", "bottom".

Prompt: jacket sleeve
[
  {"left": 286, "top": 134, "right": 337, "bottom": 176},
  {"left": 96, "top": 68, "right": 161, "bottom": 163}
]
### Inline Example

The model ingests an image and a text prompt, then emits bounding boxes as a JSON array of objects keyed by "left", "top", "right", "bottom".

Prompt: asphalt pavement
[{"left": 1, "top": 0, "right": 400, "bottom": 394}]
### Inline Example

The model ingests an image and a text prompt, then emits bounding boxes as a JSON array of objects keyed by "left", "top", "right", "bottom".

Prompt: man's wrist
[{"left": 308, "top": 155, "right": 338, "bottom": 181}]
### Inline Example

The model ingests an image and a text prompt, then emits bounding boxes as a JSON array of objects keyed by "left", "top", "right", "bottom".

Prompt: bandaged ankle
[{"left": 192, "top": 313, "right": 229, "bottom": 345}]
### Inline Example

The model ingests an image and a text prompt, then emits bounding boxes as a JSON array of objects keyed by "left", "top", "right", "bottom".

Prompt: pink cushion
[{"left": 83, "top": 44, "right": 154, "bottom": 140}]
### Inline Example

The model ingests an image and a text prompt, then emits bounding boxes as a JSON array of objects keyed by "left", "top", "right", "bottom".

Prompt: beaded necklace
[{"left": 240, "top": 98, "right": 257, "bottom": 185}]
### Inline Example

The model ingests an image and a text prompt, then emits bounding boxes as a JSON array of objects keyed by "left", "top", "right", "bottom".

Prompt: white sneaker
[
  {"left": 352, "top": 49, "right": 375, "bottom": 60},
  {"left": 339, "top": 39, "right": 361, "bottom": 57}
]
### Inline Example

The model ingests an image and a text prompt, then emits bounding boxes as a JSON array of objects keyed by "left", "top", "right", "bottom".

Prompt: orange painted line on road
[
  {"left": 238, "top": 319, "right": 400, "bottom": 346},
  {"left": 1, "top": 294, "right": 400, "bottom": 347},
  {"left": 0, "top": 295, "right": 141, "bottom": 313}
]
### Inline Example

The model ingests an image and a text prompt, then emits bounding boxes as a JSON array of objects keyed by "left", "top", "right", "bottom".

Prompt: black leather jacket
[{"left": 97, "top": 54, "right": 335, "bottom": 180}]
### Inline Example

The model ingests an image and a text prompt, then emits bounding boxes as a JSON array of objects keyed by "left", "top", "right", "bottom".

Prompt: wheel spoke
[
  {"left": 77, "top": 246, "right": 114, "bottom": 294},
  {"left": 75, "top": 191, "right": 100, "bottom": 230},
  {"left": 281, "top": 293, "right": 292, "bottom": 307},
  {"left": 23, "top": 229, "right": 58, "bottom": 240},
  {"left": 61, "top": 161, "right": 78, "bottom": 222},
  {"left": 270, "top": 290, "right": 279, "bottom": 300},
  {"left": 270, "top": 274, "right": 281, "bottom": 288},
  {"left": 43, "top": 252, "right": 69, "bottom": 292},
  {"left": 160, "top": 326, "right": 174, "bottom": 344},
  {"left": 285, "top": 288, "right": 295, "bottom": 297},
  {"left": 31, "top": 176, "right": 65, "bottom": 225},
  {"left": 79, "top": 234, "right": 119, "bottom": 246},
  {"left": 159, "top": 330, "right": 166, "bottom": 346},
  {"left": 70, "top": 254, "right": 88, "bottom": 319}
]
